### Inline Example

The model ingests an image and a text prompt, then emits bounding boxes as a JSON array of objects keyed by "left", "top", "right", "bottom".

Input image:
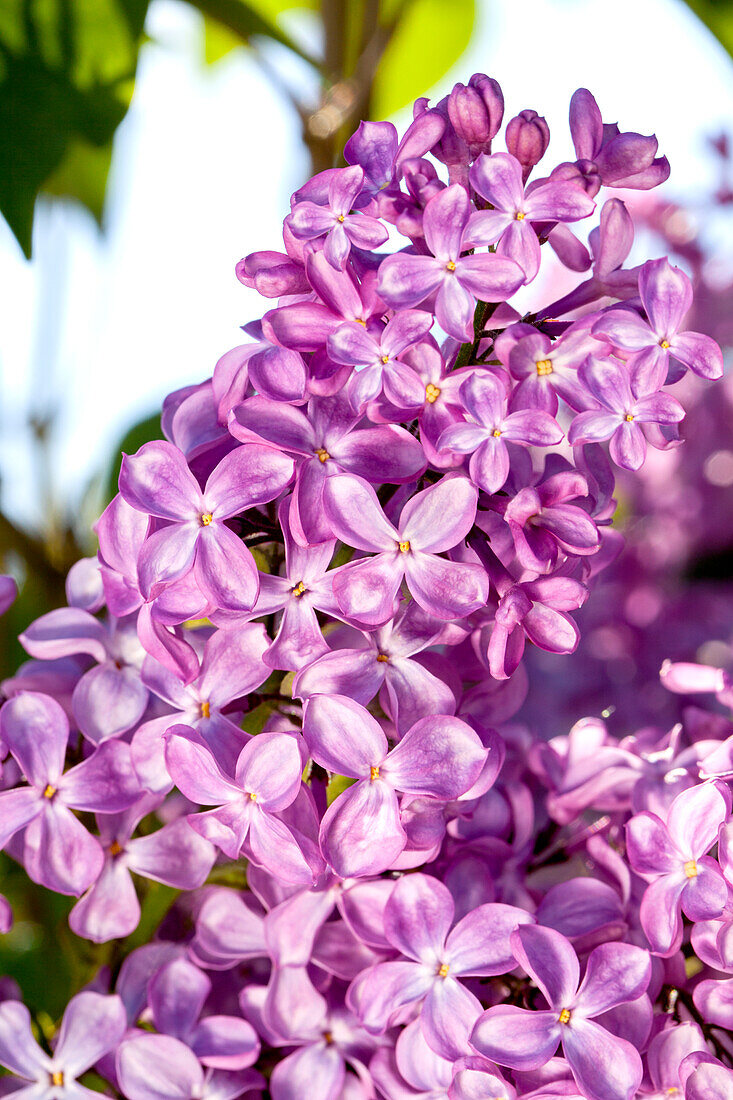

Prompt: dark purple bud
[
  {"left": 505, "top": 109, "right": 550, "bottom": 181},
  {"left": 447, "top": 73, "right": 504, "bottom": 159}
]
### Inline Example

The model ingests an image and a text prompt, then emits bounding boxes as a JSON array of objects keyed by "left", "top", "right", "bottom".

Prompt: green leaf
[
  {"left": 42, "top": 135, "right": 113, "bottom": 224},
  {"left": 201, "top": 0, "right": 317, "bottom": 64},
  {"left": 186, "top": 0, "right": 322, "bottom": 70},
  {"left": 372, "top": 0, "right": 475, "bottom": 119},
  {"left": 0, "top": 0, "right": 150, "bottom": 256},
  {"left": 682, "top": 0, "right": 733, "bottom": 57}
]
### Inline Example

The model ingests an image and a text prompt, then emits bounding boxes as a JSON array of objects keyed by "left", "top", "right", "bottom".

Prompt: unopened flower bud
[
  {"left": 447, "top": 73, "right": 504, "bottom": 158},
  {"left": 506, "top": 109, "right": 550, "bottom": 180}
]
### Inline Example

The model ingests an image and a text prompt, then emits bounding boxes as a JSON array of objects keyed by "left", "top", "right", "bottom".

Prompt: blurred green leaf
[
  {"left": 201, "top": 0, "right": 316, "bottom": 64},
  {"left": 0, "top": 0, "right": 149, "bottom": 256},
  {"left": 683, "top": 0, "right": 733, "bottom": 56},
  {"left": 42, "top": 136, "right": 113, "bottom": 223},
  {"left": 190, "top": 0, "right": 321, "bottom": 69},
  {"left": 372, "top": 0, "right": 475, "bottom": 118}
]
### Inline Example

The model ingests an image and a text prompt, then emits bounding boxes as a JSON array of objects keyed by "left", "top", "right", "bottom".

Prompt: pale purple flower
[
  {"left": 288, "top": 165, "right": 388, "bottom": 269},
  {"left": 229, "top": 391, "right": 425, "bottom": 546},
  {"left": 487, "top": 573, "right": 588, "bottom": 679},
  {"left": 20, "top": 609, "right": 147, "bottom": 744},
  {"left": 0, "top": 574, "right": 18, "bottom": 615},
  {"left": 324, "top": 474, "right": 488, "bottom": 625},
  {"left": 117, "top": 1033, "right": 263, "bottom": 1100},
  {"left": 302, "top": 695, "right": 487, "bottom": 877},
  {"left": 568, "top": 357, "right": 685, "bottom": 470},
  {"left": 119, "top": 440, "right": 294, "bottom": 611},
  {"left": 470, "top": 924, "right": 650, "bottom": 1100},
  {"left": 466, "top": 152, "right": 595, "bottom": 282},
  {"left": 69, "top": 796, "right": 216, "bottom": 943},
  {"left": 327, "top": 309, "right": 432, "bottom": 410},
  {"left": 0, "top": 692, "right": 138, "bottom": 895},
  {"left": 592, "top": 258, "right": 724, "bottom": 392},
  {"left": 377, "top": 184, "right": 525, "bottom": 341},
  {"left": 0, "top": 991, "right": 126, "bottom": 1096},
  {"left": 626, "top": 781, "right": 731, "bottom": 955},
  {"left": 293, "top": 599, "right": 456, "bottom": 734},
  {"left": 165, "top": 727, "right": 317, "bottom": 884},
  {"left": 437, "top": 372, "right": 563, "bottom": 493},
  {"left": 349, "top": 873, "right": 532, "bottom": 1060},
  {"left": 505, "top": 109, "right": 550, "bottom": 180}
]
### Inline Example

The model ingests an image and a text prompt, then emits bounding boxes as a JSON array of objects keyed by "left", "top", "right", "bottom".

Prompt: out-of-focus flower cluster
[{"left": 0, "top": 77, "right": 731, "bottom": 1100}]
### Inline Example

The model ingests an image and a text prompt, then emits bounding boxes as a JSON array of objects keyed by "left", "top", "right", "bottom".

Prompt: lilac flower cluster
[{"left": 0, "top": 78, "right": 731, "bottom": 1100}]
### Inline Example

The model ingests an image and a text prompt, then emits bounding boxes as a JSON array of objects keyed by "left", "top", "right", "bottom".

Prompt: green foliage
[
  {"left": 201, "top": 0, "right": 317, "bottom": 65},
  {"left": 683, "top": 0, "right": 733, "bottom": 57},
  {"left": 372, "top": 0, "right": 475, "bottom": 118},
  {"left": 0, "top": 0, "right": 149, "bottom": 256}
]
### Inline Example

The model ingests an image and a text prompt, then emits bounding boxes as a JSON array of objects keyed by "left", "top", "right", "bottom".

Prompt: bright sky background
[{"left": 1, "top": 0, "right": 732, "bottom": 530}]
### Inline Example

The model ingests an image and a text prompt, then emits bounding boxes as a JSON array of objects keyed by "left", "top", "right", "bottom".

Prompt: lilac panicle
[{"left": 0, "top": 70, "right": 729, "bottom": 1100}]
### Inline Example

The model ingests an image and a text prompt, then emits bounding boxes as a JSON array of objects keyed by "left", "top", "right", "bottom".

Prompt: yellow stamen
[
  {"left": 200, "top": 700, "right": 211, "bottom": 719},
  {"left": 515, "top": 211, "right": 525, "bottom": 220},
  {"left": 376, "top": 653, "right": 389, "bottom": 663},
  {"left": 249, "top": 792, "right": 257, "bottom": 802},
  {"left": 337, "top": 214, "right": 345, "bottom": 223},
  {"left": 355, "top": 318, "right": 367, "bottom": 326},
  {"left": 43, "top": 784, "right": 56, "bottom": 800},
  {"left": 51, "top": 1071, "right": 65, "bottom": 1087},
  {"left": 315, "top": 447, "right": 330, "bottom": 462},
  {"left": 292, "top": 581, "right": 307, "bottom": 598},
  {"left": 200, "top": 512, "right": 214, "bottom": 526},
  {"left": 398, "top": 540, "right": 411, "bottom": 553},
  {"left": 536, "top": 359, "right": 553, "bottom": 376},
  {"left": 445, "top": 260, "right": 457, "bottom": 272},
  {"left": 684, "top": 859, "right": 698, "bottom": 879},
  {"left": 558, "top": 1008, "right": 572, "bottom": 1025},
  {"left": 108, "top": 840, "right": 123, "bottom": 857},
  {"left": 381, "top": 354, "right": 390, "bottom": 364},
  {"left": 624, "top": 413, "right": 634, "bottom": 422},
  {"left": 425, "top": 383, "right": 441, "bottom": 403},
  {"left": 370, "top": 765, "right": 380, "bottom": 781},
  {"left": 492, "top": 428, "right": 502, "bottom": 438},
  {"left": 437, "top": 962, "right": 450, "bottom": 978},
  {"left": 323, "top": 1030, "right": 334, "bottom": 1044},
  {"left": 660, "top": 339, "right": 671, "bottom": 349}
]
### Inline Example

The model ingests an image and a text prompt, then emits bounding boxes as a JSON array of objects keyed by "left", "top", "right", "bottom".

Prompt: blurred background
[{"left": 1, "top": 0, "right": 733, "bottom": 1019}]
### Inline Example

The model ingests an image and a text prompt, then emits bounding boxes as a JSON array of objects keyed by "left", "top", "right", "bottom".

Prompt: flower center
[
  {"left": 683, "top": 859, "right": 698, "bottom": 878},
  {"left": 376, "top": 653, "right": 389, "bottom": 663},
  {"left": 660, "top": 339, "right": 670, "bottom": 349},
  {"left": 492, "top": 428, "right": 502, "bottom": 438},
  {"left": 315, "top": 448, "right": 330, "bottom": 462},
  {"left": 370, "top": 765, "right": 380, "bottom": 781},
  {"left": 200, "top": 700, "right": 211, "bottom": 719},
  {"left": 323, "top": 1030, "right": 334, "bottom": 1044},
  {"left": 43, "top": 784, "right": 56, "bottom": 800},
  {"left": 445, "top": 260, "right": 457, "bottom": 272},
  {"left": 380, "top": 354, "right": 390, "bottom": 364},
  {"left": 425, "top": 383, "right": 441, "bottom": 403},
  {"left": 536, "top": 359, "right": 553, "bottom": 376},
  {"left": 437, "top": 962, "right": 450, "bottom": 978},
  {"left": 624, "top": 413, "right": 635, "bottom": 422},
  {"left": 248, "top": 791, "right": 257, "bottom": 802},
  {"left": 51, "top": 1071, "right": 65, "bottom": 1086},
  {"left": 108, "top": 840, "right": 124, "bottom": 857},
  {"left": 515, "top": 211, "right": 525, "bottom": 220},
  {"left": 558, "top": 1008, "right": 572, "bottom": 1025},
  {"left": 337, "top": 214, "right": 345, "bottom": 223},
  {"left": 292, "top": 581, "right": 307, "bottom": 598},
  {"left": 200, "top": 512, "right": 214, "bottom": 526},
  {"left": 397, "top": 540, "right": 411, "bottom": 553}
]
